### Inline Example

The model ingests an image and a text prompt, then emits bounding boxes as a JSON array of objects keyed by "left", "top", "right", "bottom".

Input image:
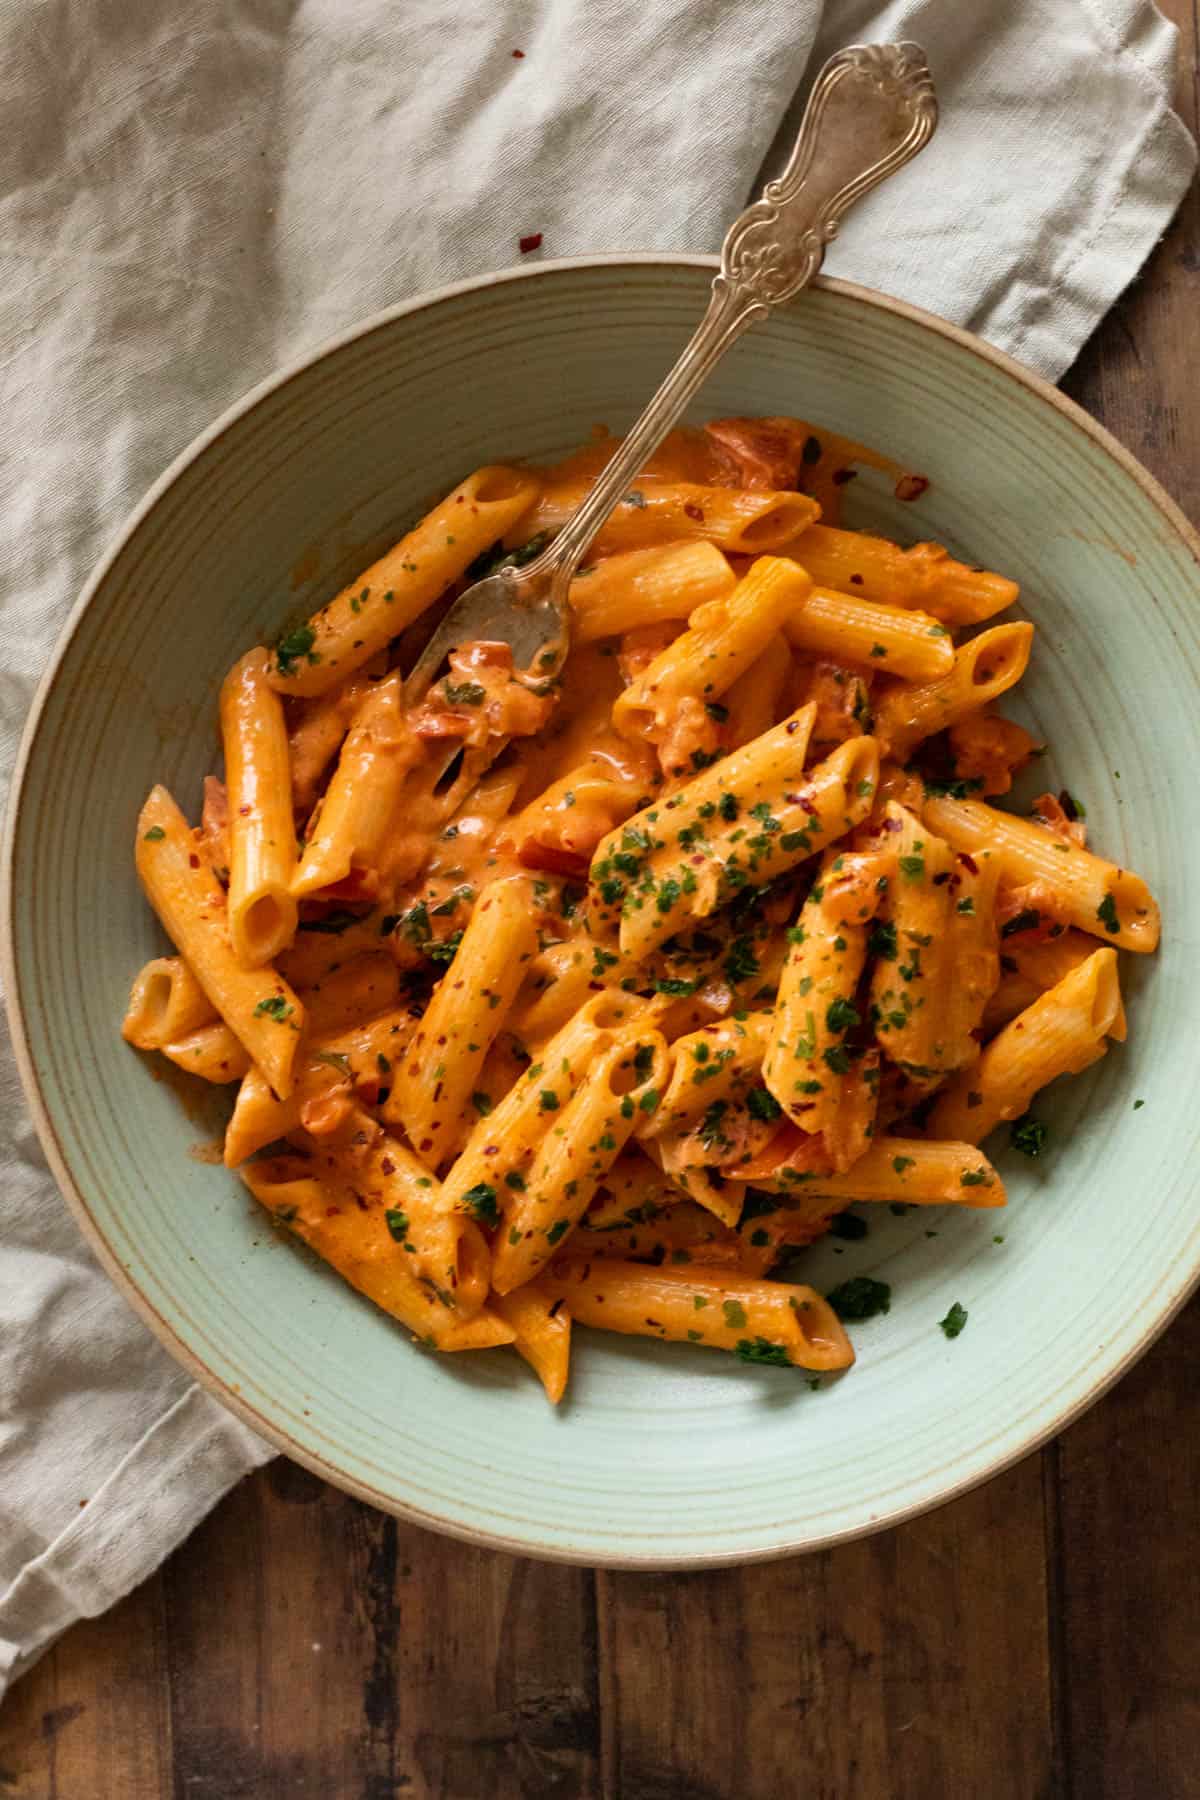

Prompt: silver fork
[{"left": 404, "top": 41, "right": 937, "bottom": 721}]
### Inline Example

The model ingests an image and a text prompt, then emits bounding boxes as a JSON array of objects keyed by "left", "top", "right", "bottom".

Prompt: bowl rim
[{"left": 6, "top": 252, "right": 1200, "bottom": 1568}]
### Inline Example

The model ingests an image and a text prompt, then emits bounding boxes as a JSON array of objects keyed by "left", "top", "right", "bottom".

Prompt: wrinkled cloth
[{"left": 0, "top": 0, "right": 1192, "bottom": 1697}]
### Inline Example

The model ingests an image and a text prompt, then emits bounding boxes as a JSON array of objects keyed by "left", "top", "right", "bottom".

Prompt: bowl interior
[{"left": 9, "top": 260, "right": 1200, "bottom": 1563}]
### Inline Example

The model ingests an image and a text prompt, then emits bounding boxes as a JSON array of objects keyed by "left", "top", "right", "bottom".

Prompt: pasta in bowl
[
  {"left": 122, "top": 411, "right": 1159, "bottom": 1406},
  {"left": 8, "top": 260, "right": 1195, "bottom": 1563}
]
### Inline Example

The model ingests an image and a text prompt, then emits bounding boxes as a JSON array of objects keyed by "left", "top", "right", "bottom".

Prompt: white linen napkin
[{"left": 0, "top": 0, "right": 1192, "bottom": 1696}]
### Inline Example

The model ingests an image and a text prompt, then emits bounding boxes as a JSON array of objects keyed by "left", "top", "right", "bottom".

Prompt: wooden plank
[
  {"left": 1048, "top": 1305, "right": 1200, "bottom": 1800},
  {"left": 1053, "top": 8, "right": 1200, "bottom": 1796},
  {"left": 597, "top": 1450, "right": 1052, "bottom": 1800},
  {"left": 151, "top": 1459, "right": 600, "bottom": 1800},
  {"left": 0, "top": 1568, "right": 171, "bottom": 1800}
]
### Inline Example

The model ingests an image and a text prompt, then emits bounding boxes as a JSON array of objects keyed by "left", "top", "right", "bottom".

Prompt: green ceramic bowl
[{"left": 6, "top": 259, "right": 1199, "bottom": 1565}]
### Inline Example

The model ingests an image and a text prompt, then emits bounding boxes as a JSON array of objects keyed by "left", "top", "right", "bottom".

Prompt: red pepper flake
[
  {"left": 832, "top": 469, "right": 857, "bottom": 487},
  {"left": 519, "top": 232, "right": 543, "bottom": 254},
  {"left": 683, "top": 502, "right": 705, "bottom": 522},
  {"left": 380, "top": 1157, "right": 395, "bottom": 1176},
  {"left": 512, "top": 47, "right": 525, "bottom": 57},
  {"left": 895, "top": 473, "right": 930, "bottom": 502},
  {"left": 958, "top": 852, "right": 979, "bottom": 874},
  {"left": 188, "top": 853, "right": 200, "bottom": 868}
]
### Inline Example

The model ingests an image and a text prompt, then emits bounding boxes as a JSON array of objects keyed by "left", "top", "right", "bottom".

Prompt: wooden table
[{"left": 4, "top": 13, "right": 1200, "bottom": 1795}]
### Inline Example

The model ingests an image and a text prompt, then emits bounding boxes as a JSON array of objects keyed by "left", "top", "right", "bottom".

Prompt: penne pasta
[
  {"left": 515, "top": 478, "right": 819, "bottom": 557},
  {"left": 136, "top": 786, "right": 305, "bottom": 1099},
  {"left": 752, "top": 1134, "right": 1005, "bottom": 1207},
  {"left": 220, "top": 648, "right": 299, "bottom": 965},
  {"left": 788, "top": 524, "right": 1019, "bottom": 623},
  {"left": 242, "top": 1157, "right": 511, "bottom": 1350},
  {"left": 923, "top": 794, "right": 1159, "bottom": 953},
  {"left": 267, "top": 466, "right": 540, "bottom": 697},
  {"left": 490, "top": 1028, "right": 671, "bottom": 1292},
  {"left": 929, "top": 948, "right": 1122, "bottom": 1143},
  {"left": 384, "top": 877, "right": 538, "bottom": 1167},
  {"left": 542, "top": 1257, "right": 854, "bottom": 1370},
  {"left": 292, "top": 670, "right": 416, "bottom": 898},
  {"left": 122, "top": 955, "right": 216, "bottom": 1049},
  {"left": 570, "top": 541, "right": 737, "bottom": 642},
  {"left": 492, "top": 1283, "right": 572, "bottom": 1403},
  {"left": 784, "top": 588, "right": 956, "bottom": 681},
  {"left": 223, "top": 1003, "right": 417, "bottom": 1166},
  {"left": 590, "top": 713, "right": 879, "bottom": 959},
  {"left": 126, "top": 412, "right": 1161, "bottom": 1401},
  {"left": 875, "top": 623, "right": 1033, "bottom": 760},
  {"left": 160, "top": 1022, "right": 251, "bottom": 1084},
  {"left": 612, "top": 556, "right": 811, "bottom": 743}
]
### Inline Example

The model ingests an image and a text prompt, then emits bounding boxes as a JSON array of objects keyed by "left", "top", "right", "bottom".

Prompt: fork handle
[{"left": 526, "top": 42, "right": 937, "bottom": 584}]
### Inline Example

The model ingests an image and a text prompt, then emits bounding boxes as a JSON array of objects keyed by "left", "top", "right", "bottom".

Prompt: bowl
[{"left": 6, "top": 257, "right": 1200, "bottom": 1566}]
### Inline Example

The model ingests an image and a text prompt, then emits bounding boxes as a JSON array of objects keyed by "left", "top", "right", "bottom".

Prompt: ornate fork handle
[{"left": 517, "top": 42, "right": 937, "bottom": 590}]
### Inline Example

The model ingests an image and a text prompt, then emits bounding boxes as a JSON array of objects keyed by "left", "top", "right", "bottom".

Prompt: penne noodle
[
  {"left": 292, "top": 670, "right": 417, "bottom": 898},
  {"left": 439, "top": 989, "right": 654, "bottom": 1214},
  {"left": 929, "top": 948, "right": 1122, "bottom": 1143},
  {"left": 160, "top": 1022, "right": 251, "bottom": 1084},
  {"left": 223, "top": 1004, "right": 417, "bottom": 1166},
  {"left": 869, "top": 804, "right": 994, "bottom": 1082},
  {"left": 299, "top": 951, "right": 401, "bottom": 1033},
  {"left": 923, "top": 794, "right": 1160, "bottom": 953},
  {"left": 590, "top": 713, "right": 879, "bottom": 960},
  {"left": 570, "top": 541, "right": 737, "bottom": 642},
  {"left": 1003, "top": 928, "right": 1127, "bottom": 1042},
  {"left": 384, "top": 877, "right": 538, "bottom": 1167},
  {"left": 242, "top": 1157, "right": 511, "bottom": 1350},
  {"left": 784, "top": 588, "right": 956, "bottom": 681},
  {"left": 612, "top": 557, "right": 811, "bottom": 742},
  {"left": 752, "top": 1134, "right": 1005, "bottom": 1207},
  {"left": 267, "top": 466, "right": 540, "bottom": 697},
  {"left": 875, "top": 623, "right": 1033, "bottom": 760},
  {"left": 122, "top": 955, "right": 216, "bottom": 1049},
  {"left": 125, "top": 414, "right": 1162, "bottom": 1398},
  {"left": 289, "top": 669, "right": 381, "bottom": 813},
  {"left": 302, "top": 1133, "right": 490, "bottom": 1320},
  {"left": 135, "top": 786, "right": 305, "bottom": 1099},
  {"left": 721, "top": 633, "right": 791, "bottom": 747},
  {"left": 490, "top": 1029, "right": 671, "bottom": 1292},
  {"left": 788, "top": 524, "right": 1019, "bottom": 623},
  {"left": 542, "top": 1257, "right": 854, "bottom": 1370},
  {"left": 220, "top": 648, "right": 299, "bottom": 966},
  {"left": 514, "top": 478, "right": 819, "bottom": 557},
  {"left": 492, "top": 1283, "right": 572, "bottom": 1403}
]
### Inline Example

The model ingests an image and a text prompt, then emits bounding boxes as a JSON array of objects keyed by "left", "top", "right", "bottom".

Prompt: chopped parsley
[
  {"left": 443, "top": 679, "right": 485, "bottom": 707},
  {"left": 538, "top": 1090, "right": 560, "bottom": 1112},
  {"left": 868, "top": 920, "right": 897, "bottom": 960},
  {"left": 826, "top": 997, "right": 860, "bottom": 1033},
  {"left": 746, "top": 1086, "right": 782, "bottom": 1123},
  {"left": 1097, "top": 893, "right": 1120, "bottom": 935},
  {"left": 724, "top": 937, "right": 760, "bottom": 985},
  {"left": 384, "top": 1208, "right": 409, "bottom": 1243},
  {"left": 826, "top": 1275, "right": 891, "bottom": 1321},
  {"left": 735, "top": 1337, "right": 790, "bottom": 1367},
  {"left": 1010, "top": 1116, "right": 1047, "bottom": 1157},
  {"left": 274, "top": 624, "right": 317, "bottom": 675},
  {"left": 253, "top": 995, "right": 293, "bottom": 1021},
  {"left": 722, "top": 1299, "right": 749, "bottom": 1329},
  {"left": 898, "top": 854, "right": 925, "bottom": 882},
  {"left": 462, "top": 1183, "right": 499, "bottom": 1226},
  {"left": 142, "top": 825, "right": 165, "bottom": 841},
  {"left": 939, "top": 1301, "right": 968, "bottom": 1339}
]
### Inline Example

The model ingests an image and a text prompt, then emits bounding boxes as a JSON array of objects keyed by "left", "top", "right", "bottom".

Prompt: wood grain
[{"left": 2, "top": 13, "right": 1199, "bottom": 1794}]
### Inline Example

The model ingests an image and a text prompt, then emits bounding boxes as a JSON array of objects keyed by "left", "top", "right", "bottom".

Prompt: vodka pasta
[{"left": 124, "top": 416, "right": 1159, "bottom": 1400}]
